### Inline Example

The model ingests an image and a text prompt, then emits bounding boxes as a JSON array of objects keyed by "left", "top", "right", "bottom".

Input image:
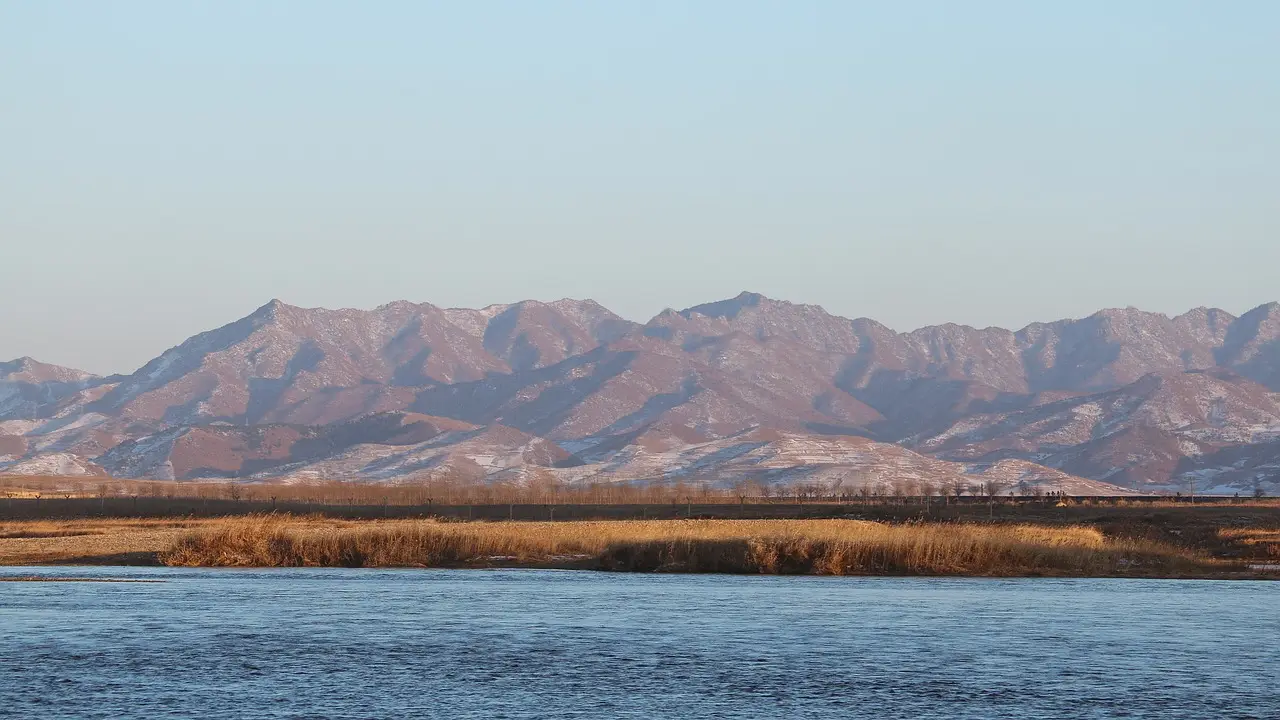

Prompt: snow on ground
[
  {"left": 0, "top": 419, "right": 44, "bottom": 435},
  {"left": 0, "top": 453, "right": 103, "bottom": 476}
]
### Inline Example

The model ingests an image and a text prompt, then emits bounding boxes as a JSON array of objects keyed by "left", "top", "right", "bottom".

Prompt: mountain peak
[
  {"left": 549, "top": 297, "right": 606, "bottom": 311},
  {"left": 249, "top": 298, "right": 290, "bottom": 320},
  {"left": 1173, "top": 306, "right": 1235, "bottom": 322},
  {"left": 0, "top": 356, "right": 32, "bottom": 375},
  {"left": 375, "top": 299, "right": 434, "bottom": 313},
  {"left": 680, "top": 291, "right": 768, "bottom": 319},
  {"left": 1090, "top": 306, "right": 1152, "bottom": 320},
  {"left": 1245, "top": 301, "right": 1280, "bottom": 318},
  {"left": 0, "top": 356, "right": 97, "bottom": 383}
]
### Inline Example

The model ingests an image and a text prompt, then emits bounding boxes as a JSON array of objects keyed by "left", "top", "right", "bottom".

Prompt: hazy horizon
[{"left": 4, "top": 2, "right": 1277, "bottom": 374}]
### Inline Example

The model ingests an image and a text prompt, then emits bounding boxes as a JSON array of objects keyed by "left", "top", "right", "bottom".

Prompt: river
[{"left": 1, "top": 567, "right": 1275, "bottom": 719}]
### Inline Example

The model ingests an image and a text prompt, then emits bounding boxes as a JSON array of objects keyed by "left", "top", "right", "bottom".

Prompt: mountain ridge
[{"left": 4, "top": 293, "right": 1279, "bottom": 495}]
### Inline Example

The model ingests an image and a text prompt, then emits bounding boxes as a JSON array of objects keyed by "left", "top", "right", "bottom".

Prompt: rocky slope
[{"left": 3, "top": 293, "right": 1279, "bottom": 495}]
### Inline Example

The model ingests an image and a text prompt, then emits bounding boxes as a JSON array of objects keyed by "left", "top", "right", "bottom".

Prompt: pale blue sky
[{"left": 2, "top": 1, "right": 1277, "bottom": 374}]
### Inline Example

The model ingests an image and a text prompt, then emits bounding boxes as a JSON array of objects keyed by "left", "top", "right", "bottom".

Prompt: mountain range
[{"left": 3, "top": 292, "right": 1279, "bottom": 495}]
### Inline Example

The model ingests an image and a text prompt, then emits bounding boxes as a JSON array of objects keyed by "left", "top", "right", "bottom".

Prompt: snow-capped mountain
[{"left": 3, "top": 293, "right": 1280, "bottom": 494}]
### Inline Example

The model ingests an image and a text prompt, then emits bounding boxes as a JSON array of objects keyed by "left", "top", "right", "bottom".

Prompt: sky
[{"left": 2, "top": 2, "right": 1278, "bottom": 375}]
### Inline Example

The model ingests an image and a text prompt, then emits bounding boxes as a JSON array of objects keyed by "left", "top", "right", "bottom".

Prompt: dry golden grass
[
  {"left": 0, "top": 518, "right": 205, "bottom": 565},
  {"left": 1219, "top": 528, "right": 1280, "bottom": 558},
  {"left": 156, "top": 516, "right": 1234, "bottom": 577},
  {"left": 4, "top": 514, "right": 1271, "bottom": 576}
]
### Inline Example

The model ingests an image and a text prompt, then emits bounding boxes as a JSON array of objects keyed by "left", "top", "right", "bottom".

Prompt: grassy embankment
[{"left": 3, "top": 515, "right": 1277, "bottom": 577}]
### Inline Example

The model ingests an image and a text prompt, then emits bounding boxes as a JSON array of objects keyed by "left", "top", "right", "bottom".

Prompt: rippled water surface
[{"left": 1, "top": 568, "right": 1276, "bottom": 719}]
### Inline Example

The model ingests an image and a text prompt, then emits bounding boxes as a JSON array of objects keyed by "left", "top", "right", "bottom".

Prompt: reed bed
[
  {"left": 1218, "top": 528, "right": 1280, "bottom": 558},
  {"left": 158, "top": 516, "right": 1230, "bottom": 577}
]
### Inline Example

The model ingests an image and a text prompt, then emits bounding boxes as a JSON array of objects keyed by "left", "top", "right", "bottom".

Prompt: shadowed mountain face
[
  {"left": 4, "top": 293, "right": 1280, "bottom": 495},
  {"left": 0, "top": 358, "right": 114, "bottom": 422}
]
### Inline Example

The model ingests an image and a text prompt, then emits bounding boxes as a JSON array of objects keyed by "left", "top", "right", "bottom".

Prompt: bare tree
[
  {"left": 919, "top": 481, "right": 937, "bottom": 504},
  {"left": 981, "top": 478, "right": 1008, "bottom": 519},
  {"left": 829, "top": 476, "right": 845, "bottom": 503},
  {"left": 907, "top": 481, "right": 919, "bottom": 503},
  {"left": 889, "top": 479, "right": 907, "bottom": 505},
  {"left": 758, "top": 481, "right": 773, "bottom": 502},
  {"left": 787, "top": 481, "right": 806, "bottom": 503}
]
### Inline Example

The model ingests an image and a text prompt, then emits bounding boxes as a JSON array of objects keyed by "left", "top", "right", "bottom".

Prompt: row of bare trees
[
  {"left": 6, "top": 467, "right": 1272, "bottom": 507},
  {"left": 0, "top": 470, "right": 1049, "bottom": 507}
]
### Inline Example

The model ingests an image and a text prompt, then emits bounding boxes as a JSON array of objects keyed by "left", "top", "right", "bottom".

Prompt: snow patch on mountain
[{"left": 0, "top": 452, "right": 105, "bottom": 476}]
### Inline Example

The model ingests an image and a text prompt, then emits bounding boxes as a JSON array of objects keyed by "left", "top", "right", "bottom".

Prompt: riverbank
[{"left": 3, "top": 515, "right": 1277, "bottom": 578}]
